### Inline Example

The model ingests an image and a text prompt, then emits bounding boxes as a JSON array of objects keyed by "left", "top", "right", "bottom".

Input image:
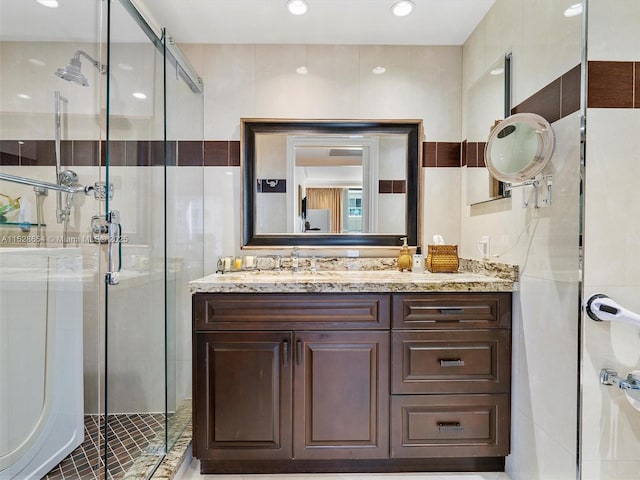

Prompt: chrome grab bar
[
  {"left": 600, "top": 368, "right": 640, "bottom": 391},
  {"left": 585, "top": 294, "right": 640, "bottom": 328}
]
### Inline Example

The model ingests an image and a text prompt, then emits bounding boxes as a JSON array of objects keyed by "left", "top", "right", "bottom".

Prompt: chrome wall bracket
[
  {"left": 600, "top": 368, "right": 640, "bottom": 391},
  {"left": 504, "top": 174, "right": 553, "bottom": 208}
]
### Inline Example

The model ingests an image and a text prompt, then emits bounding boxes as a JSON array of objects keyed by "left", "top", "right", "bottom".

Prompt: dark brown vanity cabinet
[
  {"left": 390, "top": 293, "right": 512, "bottom": 459},
  {"left": 192, "top": 293, "right": 390, "bottom": 464},
  {"left": 193, "top": 291, "right": 511, "bottom": 473}
]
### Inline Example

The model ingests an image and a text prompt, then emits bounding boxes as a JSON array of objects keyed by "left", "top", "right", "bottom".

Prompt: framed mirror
[
  {"left": 465, "top": 53, "right": 511, "bottom": 205},
  {"left": 241, "top": 119, "right": 422, "bottom": 248}
]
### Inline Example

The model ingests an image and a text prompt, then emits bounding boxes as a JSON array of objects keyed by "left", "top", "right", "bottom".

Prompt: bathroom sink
[{"left": 214, "top": 269, "right": 418, "bottom": 283}]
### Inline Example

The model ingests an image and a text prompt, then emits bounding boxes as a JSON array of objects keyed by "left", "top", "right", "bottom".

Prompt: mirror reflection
[
  {"left": 465, "top": 54, "right": 511, "bottom": 205},
  {"left": 242, "top": 119, "right": 421, "bottom": 248}
]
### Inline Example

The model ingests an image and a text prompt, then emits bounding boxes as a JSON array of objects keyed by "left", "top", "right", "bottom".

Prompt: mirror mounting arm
[{"left": 504, "top": 175, "right": 553, "bottom": 208}]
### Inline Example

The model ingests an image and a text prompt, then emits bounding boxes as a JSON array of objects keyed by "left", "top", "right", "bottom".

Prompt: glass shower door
[
  {"left": 104, "top": 1, "right": 168, "bottom": 477},
  {"left": 164, "top": 32, "right": 204, "bottom": 455}
]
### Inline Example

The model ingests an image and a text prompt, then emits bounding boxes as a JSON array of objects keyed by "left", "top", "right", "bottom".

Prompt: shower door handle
[{"left": 106, "top": 210, "right": 122, "bottom": 286}]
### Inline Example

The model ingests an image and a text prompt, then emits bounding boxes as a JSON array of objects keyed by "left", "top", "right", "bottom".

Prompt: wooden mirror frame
[{"left": 241, "top": 119, "right": 422, "bottom": 248}]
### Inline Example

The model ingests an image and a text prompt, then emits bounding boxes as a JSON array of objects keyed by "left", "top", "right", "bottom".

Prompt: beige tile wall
[
  {"left": 461, "top": 1, "right": 582, "bottom": 479},
  {"left": 582, "top": 1, "right": 640, "bottom": 477}
]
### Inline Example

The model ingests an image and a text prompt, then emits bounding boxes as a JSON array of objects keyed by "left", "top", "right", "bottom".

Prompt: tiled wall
[
  {"left": 461, "top": 2, "right": 582, "bottom": 480},
  {"left": 582, "top": 1, "right": 640, "bottom": 478}
]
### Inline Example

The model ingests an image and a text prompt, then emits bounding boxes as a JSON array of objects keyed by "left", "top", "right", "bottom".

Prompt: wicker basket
[{"left": 426, "top": 245, "right": 459, "bottom": 273}]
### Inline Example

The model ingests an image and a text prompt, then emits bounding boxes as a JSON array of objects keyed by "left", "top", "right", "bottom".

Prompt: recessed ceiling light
[
  {"left": 391, "top": 0, "right": 414, "bottom": 17},
  {"left": 564, "top": 3, "right": 582, "bottom": 17},
  {"left": 132, "top": 92, "right": 147, "bottom": 99},
  {"left": 118, "top": 63, "right": 134, "bottom": 71},
  {"left": 490, "top": 67, "right": 504, "bottom": 76},
  {"left": 296, "top": 66, "right": 308, "bottom": 75},
  {"left": 372, "top": 66, "right": 386, "bottom": 75},
  {"left": 286, "top": 0, "right": 308, "bottom": 15},
  {"left": 36, "top": 0, "right": 59, "bottom": 8},
  {"left": 28, "top": 58, "right": 46, "bottom": 66},
  {"left": 17, "top": 93, "right": 31, "bottom": 99}
]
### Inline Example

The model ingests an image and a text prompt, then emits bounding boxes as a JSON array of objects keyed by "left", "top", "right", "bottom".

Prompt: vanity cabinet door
[
  {"left": 292, "top": 331, "right": 389, "bottom": 459},
  {"left": 193, "top": 331, "right": 293, "bottom": 460}
]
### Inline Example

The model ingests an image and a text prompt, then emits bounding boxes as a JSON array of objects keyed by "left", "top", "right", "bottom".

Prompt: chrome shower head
[
  {"left": 55, "top": 50, "right": 105, "bottom": 87},
  {"left": 55, "top": 53, "right": 88, "bottom": 86}
]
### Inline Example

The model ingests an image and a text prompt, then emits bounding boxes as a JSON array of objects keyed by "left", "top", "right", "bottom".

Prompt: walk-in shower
[{"left": 1, "top": 0, "right": 204, "bottom": 478}]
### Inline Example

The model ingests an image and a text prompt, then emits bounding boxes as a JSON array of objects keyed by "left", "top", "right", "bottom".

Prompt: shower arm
[{"left": 75, "top": 50, "right": 107, "bottom": 74}]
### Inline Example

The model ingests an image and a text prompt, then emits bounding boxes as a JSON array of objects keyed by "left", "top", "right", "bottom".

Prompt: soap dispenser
[
  {"left": 412, "top": 246, "right": 425, "bottom": 273},
  {"left": 397, "top": 237, "right": 412, "bottom": 272}
]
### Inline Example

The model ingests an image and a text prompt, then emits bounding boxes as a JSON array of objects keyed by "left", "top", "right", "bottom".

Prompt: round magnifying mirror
[{"left": 484, "top": 112, "right": 555, "bottom": 183}]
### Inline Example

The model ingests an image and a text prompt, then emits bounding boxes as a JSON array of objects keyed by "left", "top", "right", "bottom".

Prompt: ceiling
[
  {"left": 144, "top": 0, "right": 495, "bottom": 45},
  {"left": 0, "top": 0, "right": 495, "bottom": 45}
]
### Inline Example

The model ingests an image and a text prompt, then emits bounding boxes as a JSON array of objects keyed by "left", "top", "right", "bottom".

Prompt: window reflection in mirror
[
  {"left": 242, "top": 119, "right": 421, "bottom": 248},
  {"left": 465, "top": 54, "right": 511, "bottom": 205}
]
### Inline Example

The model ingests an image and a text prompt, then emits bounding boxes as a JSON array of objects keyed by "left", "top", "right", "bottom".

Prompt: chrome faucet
[
  {"left": 273, "top": 255, "right": 281, "bottom": 271},
  {"left": 291, "top": 246, "right": 299, "bottom": 272}
]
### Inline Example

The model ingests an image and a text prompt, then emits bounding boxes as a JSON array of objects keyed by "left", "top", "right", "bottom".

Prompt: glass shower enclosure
[{"left": 0, "top": 0, "right": 203, "bottom": 478}]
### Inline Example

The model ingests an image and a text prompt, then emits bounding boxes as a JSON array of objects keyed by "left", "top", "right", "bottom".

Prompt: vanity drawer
[
  {"left": 391, "top": 330, "right": 511, "bottom": 394},
  {"left": 193, "top": 293, "right": 390, "bottom": 331},
  {"left": 390, "top": 394, "right": 510, "bottom": 458},
  {"left": 392, "top": 293, "right": 511, "bottom": 329}
]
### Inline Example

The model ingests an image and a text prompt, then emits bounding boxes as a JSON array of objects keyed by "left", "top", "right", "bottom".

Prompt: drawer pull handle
[
  {"left": 440, "top": 359, "right": 465, "bottom": 367},
  {"left": 439, "top": 307, "right": 465, "bottom": 315},
  {"left": 296, "top": 340, "right": 302, "bottom": 366},
  {"left": 438, "top": 422, "right": 464, "bottom": 432},
  {"left": 282, "top": 340, "right": 289, "bottom": 366}
]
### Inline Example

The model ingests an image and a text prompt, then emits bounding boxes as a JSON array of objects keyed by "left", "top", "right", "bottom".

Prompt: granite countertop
[{"left": 188, "top": 258, "right": 518, "bottom": 294}]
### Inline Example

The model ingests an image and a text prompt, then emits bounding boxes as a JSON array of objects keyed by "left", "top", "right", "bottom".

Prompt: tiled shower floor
[{"left": 44, "top": 413, "right": 165, "bottom": 480}]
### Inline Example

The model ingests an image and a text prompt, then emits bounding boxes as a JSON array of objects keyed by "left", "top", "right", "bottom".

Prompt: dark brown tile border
[
  {"left": 74, "top": 140, "right": 100, "bottom": 166},
  {"left": 5, "top": 63, "right": 591, "bottom": 171},
  {"left": 461, "top": 140, "right": 467, "bottom": 167},
  {"left": 511, "top": 63, "right": 581, "bottom": 123},
  {"left": 423, "top": 142, "right": 436, "bottom": 167},
  {"left": 478, "top": 141, "right": 486, "bottom": 168},
  {"left": 204, "top": 141, "right": 228, "bottom": 166},
  {"left": 587, "top": 61, "right": 634, "bottom": 109},
  {"left": 0, "top": 140, "right": 20, "bottom": 165},
  {"left": 562, "top": 64, "right": 581, "bottom": 117},
  {"left": 436, "top": 142, "right": 461, "bottom": 167},
  {"left": 379, "top": 180, "right": 393, "bottom": 193},
  {"left": 422, "top": 141, "right": 460, "bottom": 167},
  {"left": 512, "top": 77, "right": 562, "bottom": 123},
  {"left": 178, "top": 141, "right": 203, "bottom": 166},
  {"left": 229, "top": 141, "right": 240, "bottom": 166},
  {"left": 378, "top": 180, "right": 406, "bottom": 194},
  {"left": 466, "top": 141, "right": 478, "bottom": 168},
  {"left": 635, "top": 63, "right": 640, "bottom": 109},
  {"left": 393, "top": 180, "right": 406, "bottom": 193}
]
